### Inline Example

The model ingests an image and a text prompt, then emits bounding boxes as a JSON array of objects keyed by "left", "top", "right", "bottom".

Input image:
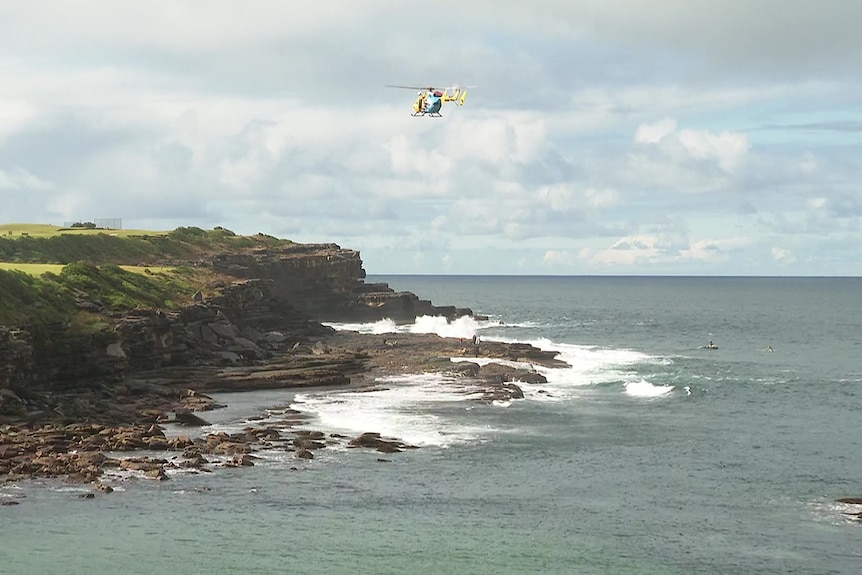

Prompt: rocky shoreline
[
  {"left": 0, "top": 238, "right": 574, "bottom": 501},
  {"left": 4, "top": 237, "right": 860, "bottom": 518},
  {"left": 0, "top": 329, "right": 569, "bottom": 498}
]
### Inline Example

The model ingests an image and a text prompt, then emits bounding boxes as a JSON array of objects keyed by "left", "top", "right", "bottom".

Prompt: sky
[{"left": 1, "top": 1, "right": 860, "bottom": 275}]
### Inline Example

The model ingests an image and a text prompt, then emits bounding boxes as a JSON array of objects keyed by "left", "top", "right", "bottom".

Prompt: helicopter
[{"left": 385, "top": 84, "right": 474, "bottom": 117}]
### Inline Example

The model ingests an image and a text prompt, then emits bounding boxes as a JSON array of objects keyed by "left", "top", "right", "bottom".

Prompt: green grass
[
  {"left": 0, "top": 224, "right": 296, "bottom": 329},
  {"left": 0, "top": 225, "right": 293, "bottom": 265},
  {"left": 0, "top": 262, "right": 199, "bottom": 327},
  {"left": 0, "top": 263, "right": 66, "bottom": 275},
  {"left": 0, "top": 263, "right": 175, "bottom": 276},
  {"left": 0, "top": 223, "right": 166, "bottom": 239}
]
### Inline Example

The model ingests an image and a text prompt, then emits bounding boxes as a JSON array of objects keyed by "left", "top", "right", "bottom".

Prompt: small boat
[{"left": 700, "top": 343, "right": 719, "bottom": 350}]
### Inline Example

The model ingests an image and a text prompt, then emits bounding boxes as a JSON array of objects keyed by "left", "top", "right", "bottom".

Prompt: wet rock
[
  {"left": 226, "top": 454, "right": 256, "bottom": 467},
  {"left": 448, "top": 362, "right": 480, "bottom": 377},
  {"left": 375, "top": 442, "right": 403, "bottom": 454},
  {"left": 92, "top": 481, "right": 113, "bottom": 493},
  {"left": 145, "top": 468, "right": 169, "bottom": 480},
  {"left": 348, "top": 432, "right": 411, "bottom": 454},
  {"left": 295, "top": 449, "right": 313, "bottom": 459},
  {"left": 119, "top": 457, "right": 167, "bottom": 473},
  {"left": 478, "top": 363, "right": 546, "bottom": 385},
  {"left": 169, "top": 435, "right": 195, "bottom": 450},
  {"left": 293, "top": 437, "right": 326, "bottom": 450},
  {"left": 181, "top": 453, "right": 210, "bottom": 469},
  {"left": 211, "top": 441, "right": 251, "bottom": 455},
  {"left": 174, "top": 410, "right": 211, "bottom": 426},
  {"left": 247, "top": 427, "right": 281, "bottom": 442}
]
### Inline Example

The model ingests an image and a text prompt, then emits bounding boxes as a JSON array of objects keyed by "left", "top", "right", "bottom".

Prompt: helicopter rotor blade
[{"left": 385, "top": 85, "right": 432, "bottom": 91}]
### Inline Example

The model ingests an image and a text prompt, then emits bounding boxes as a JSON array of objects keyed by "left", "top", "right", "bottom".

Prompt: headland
[{"left": 0, "top": 224, "right": 566, "bottom": 493}]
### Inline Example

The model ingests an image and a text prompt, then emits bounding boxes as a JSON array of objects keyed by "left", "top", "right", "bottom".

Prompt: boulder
[
  {"left": 348, "top": 432, "right": 411, "bottom": 453},
  {"left": 211, "top": 441, "right": 251, "bottom": 455},
  {"left": 174, "top": 410, "right": 211, "bottom": 426},
  {"left": 295, "top": 449, "right": 313, "bottom": 459}
]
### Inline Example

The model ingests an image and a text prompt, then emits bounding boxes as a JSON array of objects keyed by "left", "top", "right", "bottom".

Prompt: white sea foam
[
  {"left": 325, "top": 314, "right": 482, "bottom": 339},
  {"left": 334, "top": 315, "right": 672, "bottom": 401},
  {"left": 624, "top": 379, "right": 675, "bottom": 398},
  {"left": 289, "top": 373, "right": 498, "bottom": 448},
  {"left": 471, "top": 335, "right": 658, "bottom": 401},
  {"left": 50, "top": 485, "right": 92, "bottom": 493},
  {"left": 412, "top": 314, "right": 481, "bottom": 338},
  {"left": 323, "top": 318, "right": 399, "bottom": 334},
  {"left": 315, "top": 316, "right": 673, "bottom": 443},
  {"left": 1, "top": 483, "right": 22, "bottom": 494}
]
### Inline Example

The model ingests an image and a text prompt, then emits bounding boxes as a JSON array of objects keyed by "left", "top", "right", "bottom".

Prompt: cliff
[
  {"left": 0, "top": 228, "right": 569, "bottom": 487},
  {"left": 0, "top": 230, "right": 475, "bottom": 420},
  {"left": 211, "top": 243, "right": 473, "bottom": 321}
]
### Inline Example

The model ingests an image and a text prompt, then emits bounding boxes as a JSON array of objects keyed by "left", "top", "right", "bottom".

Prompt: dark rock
[
  {"left": 227, "top": 454, "right": 256, "bottom": 467},
  {"left": 92, "top": 481, "right": 113, "bottom": 493},
  {"left": 348, "top": 432, "right": 410, "bottom": 453},
  {"left": 295, "top": 449, "right": 313, "bottom": 459},
  {"left": 173, "top": 410, "right": 211, "bottom": 426},
  {"left": 293, "top": 437, "right": 326, "bottom": 450}
]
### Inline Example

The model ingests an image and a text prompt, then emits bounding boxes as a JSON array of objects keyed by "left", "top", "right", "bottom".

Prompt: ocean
[{"left": 2, "top": 276, "right": 861, "bottom": 574}]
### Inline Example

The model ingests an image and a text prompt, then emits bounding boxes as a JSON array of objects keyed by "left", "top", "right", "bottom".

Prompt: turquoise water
[{"left": 3, "top": 276, "right": 861, "bottom": 574}]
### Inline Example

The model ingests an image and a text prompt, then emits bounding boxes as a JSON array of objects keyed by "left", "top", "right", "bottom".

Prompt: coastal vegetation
[
  {"left": 0, "top": 225, "right": 291, "bottom": 328},
  {"left": 0, "top": 224, "right": 291, "bottom": 264},
  {"left": 0, "top": 262, "right": 197, "bottom": 326}
]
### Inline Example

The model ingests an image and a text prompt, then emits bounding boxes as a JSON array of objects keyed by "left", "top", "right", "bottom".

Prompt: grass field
[
  {"left": 0, "top": 262, "right": 175, "bottom": 276},
  {"left": 0, "top": 223, "right": 166, "bottom": 238}
]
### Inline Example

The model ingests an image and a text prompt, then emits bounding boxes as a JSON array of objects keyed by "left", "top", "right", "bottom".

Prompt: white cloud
[
  {"left": 0, "top": 2, "right": 858, "bottom": 275},
  {"left": 807, "top": 197, "right": 827, "bottom": 210},
  {"left": 584, "top": 188, "right": 619, "bottom": 210},
  {"left": 677, "top": 129, "right": 750, "bottom": 172},
  {"left": 679, "top": 237, "right": 753, "bottom": 262},
  {"left": 0, "top": 168, "right": 54, "bottom": 192},
  {"left": 581, "top": 234, "right": 665, "bottom": 267},
  {"left": 543, "top": 250, "right": 575, "bottom": 267},
  {"left": 635, "top": 118, "right": 677, "bottom": 144},
  {"left": 771, "top": 246, "right": 796, "bottom": 263},
  {"left": 632, "top": 118, "right": 750, "bottom": 175},
  {"left": 0, "top": 100, "right": 37, "bottom": 142},
  {"left": 579, "top": 231, "right": 755, "bottom": 269}
]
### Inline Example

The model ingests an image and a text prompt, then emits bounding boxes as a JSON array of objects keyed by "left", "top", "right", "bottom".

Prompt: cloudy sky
[{"left": 1, "top": 1, "right": 860, "bottom": 275}]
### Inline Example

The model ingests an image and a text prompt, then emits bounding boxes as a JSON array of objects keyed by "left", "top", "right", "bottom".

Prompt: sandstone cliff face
[
  {"left": 0, "top": 327, "right": 32, "bottom": 395},
  {"left": 211, "top": 243, "right": 474, "bottom": 321},
  {"left": 0, "top": 243, "right": 472, "bottom": 415},
  {"left": 0, "top": 279, "right": 328, "bottom": 416}
]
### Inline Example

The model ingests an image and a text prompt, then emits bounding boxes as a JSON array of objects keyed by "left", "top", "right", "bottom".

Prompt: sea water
[{"left": 2, "top": 276, "right": 861, "bottom": 574}]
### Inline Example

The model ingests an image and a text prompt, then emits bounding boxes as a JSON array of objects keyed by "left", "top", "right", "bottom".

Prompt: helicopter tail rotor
[{"left": 444, "top": 85, "right": 476, "bottom": 105}]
